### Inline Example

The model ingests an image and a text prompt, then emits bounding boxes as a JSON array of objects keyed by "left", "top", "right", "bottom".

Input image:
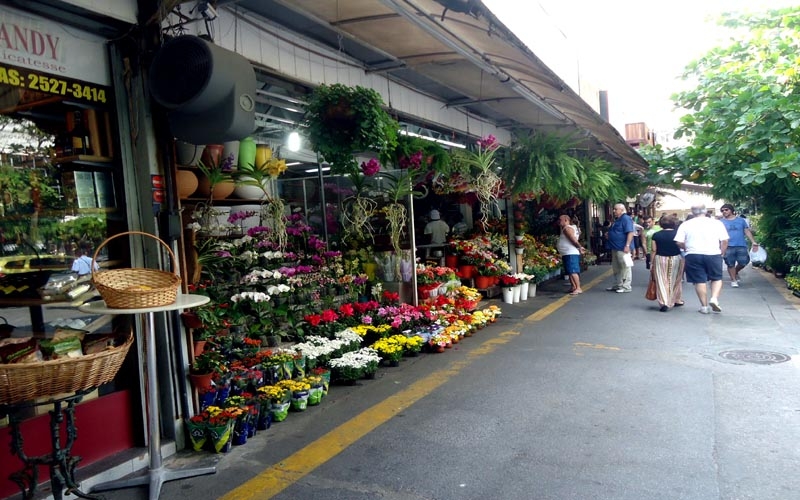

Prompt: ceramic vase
[
  {"left": 176, "top": 169, "right": 199, "bottom": 199},
  {"left": 512, "top": 284, "right": 521, "bottom": 303},
  {"left": 520, "top": 282, "right": 529, "bottom": 300},
  {"left": 175, "top": 141, "right": 205, "bottom": 166},
  {"left": 528, "top": 284, "right": 537, "bottom": 298},
  {"left": 502, "top": 287, "right": 514, "bottom": 304},
  {"left": 238, "top": 137, "right": 257, "bottom": 169}
]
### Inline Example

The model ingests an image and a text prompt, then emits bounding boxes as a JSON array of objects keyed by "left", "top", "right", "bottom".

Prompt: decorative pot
[
  {"left": 512, "top": 284, "right": 521, "bottom": 303},
  {"left": 234, "top": 176, "right": 271, "bottom": 199},
  {"left": 520, "top": 282, "right": 529, "bottom": 300},
  {"left": 474, "top": 275, "right": 492, "bottom": 289},
  {"left": 175, "top": 141, "right": 205, "bottom": 166},
  {"left": 515, "top": 247, "right": 524, "bottom": 255},
  {"left": 502, "top": 287, "right": 514, "bottom": 304},
  {"left": 197, "top": 177, "right": 235, "bottom": 200},
  {"left": 222, "top": 140, "right": 240, "bottom": 168},
  {"left": 238, "top": 137, "right": 257, "bottom": 169},
  {"left": 201, "top": 144, "right": 225, "bottom": 168},
  {"left": 254, "top": 144, "right": 272, "bottom": 170},
  {"left": 176, "top": 169, "right": 199, "bottom": 199}
]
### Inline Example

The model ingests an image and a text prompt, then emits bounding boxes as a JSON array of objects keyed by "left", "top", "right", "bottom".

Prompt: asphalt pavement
[{"left": 25, "top": 260, "right": 800, "bottom": 500}]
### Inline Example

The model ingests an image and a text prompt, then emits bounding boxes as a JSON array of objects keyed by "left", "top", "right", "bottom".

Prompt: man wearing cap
[
  {"left": 674, "top": 204, "right": 729, "bottom": 314},
  {"left": 424, "top": 209, "right": 450, "bottom": 246},
  {"left": 719, "top": 203, "right": 758, "bottom": 287}
]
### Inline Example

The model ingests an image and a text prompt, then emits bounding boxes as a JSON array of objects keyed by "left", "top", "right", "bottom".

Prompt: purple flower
[{"left": 360, "top": 158, "right": 381, "bottom": 176}]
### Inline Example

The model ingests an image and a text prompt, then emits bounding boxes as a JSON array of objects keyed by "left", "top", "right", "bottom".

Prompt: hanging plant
[
  {"left": 304, "top": 84, "right": 398, "bottom": 175},
  {"left": 505, "top": 131, "right": 583, "bottom": 202},
  {"left": 444, "top": 135, "right": 503, "bottom": 227}
]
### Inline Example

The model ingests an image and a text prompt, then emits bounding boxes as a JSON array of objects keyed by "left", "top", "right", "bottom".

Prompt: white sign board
[{"left": 0, "top": 5, "right": 110, "bottom": 85}]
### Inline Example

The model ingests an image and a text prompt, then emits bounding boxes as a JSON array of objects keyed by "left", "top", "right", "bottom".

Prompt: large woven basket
[
  {"left": 92, "top": 231, "right": 181, "bottom": 309},
  {"left": 0, "top": 334, "right": 133, "bottom": 405}
]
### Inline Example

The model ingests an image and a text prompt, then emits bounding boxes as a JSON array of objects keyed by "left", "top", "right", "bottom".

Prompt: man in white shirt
[
  {"left": 424, "top": 210, "right": 449, "bottom": 245},
  {"left": 674, "top": 204, "right": 729, "bottom": 314}
]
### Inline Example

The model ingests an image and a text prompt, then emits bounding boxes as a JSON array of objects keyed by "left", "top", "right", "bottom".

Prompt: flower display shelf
[{"left": 79, "top": 294, "right": 215, "bottom": 500}]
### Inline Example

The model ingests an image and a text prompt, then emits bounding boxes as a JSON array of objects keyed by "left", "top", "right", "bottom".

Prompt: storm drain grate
[{"left": 718, "top": 350, "right": 791, "bottom": 365}]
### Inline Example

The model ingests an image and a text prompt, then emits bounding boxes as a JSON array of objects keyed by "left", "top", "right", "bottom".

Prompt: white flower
[
  {"left": 186, "top": 222, "right": 201, "bottom": 231},
  {"left": 231, "top": 291, "right": 271, "bottom": 303}
]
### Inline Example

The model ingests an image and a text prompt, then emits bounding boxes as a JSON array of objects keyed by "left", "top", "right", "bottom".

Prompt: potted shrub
[{"left": 190, "top": 350, "right": 227, "bottom": 391}]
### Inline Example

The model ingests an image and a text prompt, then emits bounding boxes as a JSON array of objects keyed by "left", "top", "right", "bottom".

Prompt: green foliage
[
  {"left": 303, "top": 84, "right": 398, "bottom": 174},
  {"left": 392, "top": 134, "right": 450, "bottom": 172},
  {"left": 505, "top": 131, "right": 583, "bottom": 200}
]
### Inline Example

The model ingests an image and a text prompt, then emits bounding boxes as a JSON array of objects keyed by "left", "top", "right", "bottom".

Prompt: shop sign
[{"left": 0, "top": 5, "right": 110, "bottom": 85}]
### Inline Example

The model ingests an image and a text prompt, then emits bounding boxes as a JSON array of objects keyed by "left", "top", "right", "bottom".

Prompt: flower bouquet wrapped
[{"left": 257, "top": 384, "right": 291, "bottom": 422}]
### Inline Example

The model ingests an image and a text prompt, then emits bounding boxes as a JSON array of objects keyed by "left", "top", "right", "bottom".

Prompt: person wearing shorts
[
  {"left": 557, "top": 214, "right": 586, "bottom": 295},
  {"left": 674, "top": 204, "right": 729, "bottom": 314},
  {"left": 719, "top": 203, "right": 758, "bottom": 288}
]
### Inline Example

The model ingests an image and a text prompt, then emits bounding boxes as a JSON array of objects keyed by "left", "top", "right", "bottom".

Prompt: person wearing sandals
[
  {"left": 557, "top": 214, "right": 586, "bottom": 295},
  {"left": 650, "top": 215, "right": 684, "bottom": 311}
]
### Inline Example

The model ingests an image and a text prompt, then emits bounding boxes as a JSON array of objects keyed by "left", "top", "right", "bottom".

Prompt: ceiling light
[
  {"left": 287, "top": 131, "right": 302, "bottom": 152},
  {"left": 399, "top": 129, "right": 466, "bottom": 149}
]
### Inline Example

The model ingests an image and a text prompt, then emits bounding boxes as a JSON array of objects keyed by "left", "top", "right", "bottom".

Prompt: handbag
[{"left": 645, "top": 270, "right": 657, "bottom": 301}]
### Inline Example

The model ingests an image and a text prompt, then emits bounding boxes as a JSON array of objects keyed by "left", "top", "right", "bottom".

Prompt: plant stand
[
  {"left": 1, "top": 390, "right": 103, "bottom": 500},
  {"left": 79, "top": 295, "right": 215, "bottom": 500}
]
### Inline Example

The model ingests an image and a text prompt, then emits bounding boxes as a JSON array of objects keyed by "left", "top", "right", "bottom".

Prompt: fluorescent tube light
[
  {"left": 305, "top": 166, "right": 331, "bottom": 173},
  {"left": 399, "top": 129, "right": 466, "bottom": 149}
]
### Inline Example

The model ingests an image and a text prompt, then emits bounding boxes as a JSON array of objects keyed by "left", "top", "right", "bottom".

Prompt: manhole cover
[{"left": 718, "top": 350, "right": 791, "bottom": 365}]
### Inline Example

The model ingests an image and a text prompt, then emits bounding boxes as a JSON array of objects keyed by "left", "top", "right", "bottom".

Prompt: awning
[{"left": 230, "top": 0, "right": 649, "bottom": 173}]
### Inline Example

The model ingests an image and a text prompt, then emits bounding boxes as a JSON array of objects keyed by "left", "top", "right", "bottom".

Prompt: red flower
[
  {"left": 382, "top": 291, "right": 400, "bottom": 303},
  {"left": 321, "top": 309, "right": 339, "bottom": 323},
  {"left": 305, "top": 314, "right": 322, "bottom": 326},
  {"left": 338, "top": 303, "right": 355, "bottom": 317}
]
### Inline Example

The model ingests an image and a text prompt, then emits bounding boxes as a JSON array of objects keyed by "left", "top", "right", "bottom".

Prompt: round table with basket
[{"left": 81, "top": 231, "right": 214, "bottom": 500}]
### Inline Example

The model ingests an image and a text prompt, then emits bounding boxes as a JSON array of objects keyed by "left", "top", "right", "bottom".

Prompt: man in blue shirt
[
  {"left": 719, "top": 203, "right": 758, "bottom": 288},
  {"left": 606, "top": 203, "right": 635, "bottom": 292}
]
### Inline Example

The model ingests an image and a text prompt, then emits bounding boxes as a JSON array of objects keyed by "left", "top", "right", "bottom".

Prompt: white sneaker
[
  {"left": 698, "top": 306, "right": 710, "bottom": 314},
  {"left": 731, "top": 281, "right": 739, "bottom": 288},
  {"left": 709, "top": 298, "right": 721, "bottom": 312}
]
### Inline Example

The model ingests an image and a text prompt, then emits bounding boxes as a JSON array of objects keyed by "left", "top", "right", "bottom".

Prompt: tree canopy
[{"left": 646, "top": 7, "right": 800, "bottom": 264}]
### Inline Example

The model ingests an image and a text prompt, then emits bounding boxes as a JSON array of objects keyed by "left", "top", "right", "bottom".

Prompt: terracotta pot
[
  {"left": 176, "top": 169, "right": 199, "bottom": 199},
  {"left": 197, "top": 177, "right": 235, "bottom": 200},
  {"left": 193, "top": 340, "right": 207, "bottom": 357},
  {"left": 201, "top": 144, "right": 225, "bottom": 168}
]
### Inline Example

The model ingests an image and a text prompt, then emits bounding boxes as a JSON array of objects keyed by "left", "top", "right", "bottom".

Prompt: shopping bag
[
  {"left": 749, "top": 246, "right": 767, "bottom": 265},
  {"left": 645, "top": 275, "right": 657, "bottom": 301},
  {"left": 623, "top": 253, "right": 634, "bottom": 268}
]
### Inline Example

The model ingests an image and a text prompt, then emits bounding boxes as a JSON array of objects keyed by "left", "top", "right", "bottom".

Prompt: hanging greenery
[
  {"left": 504, "top": 131, "right": 583, "bottom": 202},
  {"left": 303, "top": 84, "right": 398, "bottom": 174}
]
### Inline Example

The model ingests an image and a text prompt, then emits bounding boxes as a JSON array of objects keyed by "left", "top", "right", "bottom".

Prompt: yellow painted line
[
  {"left": 222, "top": 268, "right": 614, "bottom": 499},
  {"left": 526, "top": 268, "right": 613, "bottom": 322}
]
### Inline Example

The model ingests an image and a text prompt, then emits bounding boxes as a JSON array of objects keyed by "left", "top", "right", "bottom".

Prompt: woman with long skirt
[{"left": 650, "top": 215, "right": 685, "bottom": 312}]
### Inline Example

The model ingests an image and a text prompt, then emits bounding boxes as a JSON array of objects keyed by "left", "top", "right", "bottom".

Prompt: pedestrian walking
[
  {"left": 642, "top": 215, "right": 661, "bottom": 270},
  {"left": 674, "top": 204, "right": 729, "bottom": 314},
  {"left": 719, "top": 203, "right": 758, "bottom": 287},
  {"left": 650, "top": 215, "right": 684, "bottom": 311},
  {"left": 606, "top": 203, "right": 635, "bottom": 293}
]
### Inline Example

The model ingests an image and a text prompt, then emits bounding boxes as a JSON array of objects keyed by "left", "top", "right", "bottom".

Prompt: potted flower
[
  {"left": 190, "top": 350, "right": 228, "bottom": 392},
  {"left": 499, "top": 274, "right": 519, "bottom": 304},
  {"left": 328, "top": 347, "right": 381, "bottom": 383},
  {"left": 372, "top": 336, "right": 405, "bottom": 366}
]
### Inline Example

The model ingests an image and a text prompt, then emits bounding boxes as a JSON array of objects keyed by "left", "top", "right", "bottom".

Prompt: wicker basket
[
  {"left": 0, "top": 334, "right": 133, "bottom": 405},
  {"left": 92, "top": 231, "right": 181, "bottom": 309}
]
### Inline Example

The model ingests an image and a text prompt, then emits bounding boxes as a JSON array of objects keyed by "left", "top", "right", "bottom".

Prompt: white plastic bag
[
  {"left": 623, "top": 253, "right": 634, "bottom": 268},
  {"left": 749, "top": 246, "right": 767, "bottom": 265}
]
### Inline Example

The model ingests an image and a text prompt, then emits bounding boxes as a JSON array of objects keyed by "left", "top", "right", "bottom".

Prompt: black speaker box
[{"left": 149, "top": 35, "right": 256, "bottom": 144}]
